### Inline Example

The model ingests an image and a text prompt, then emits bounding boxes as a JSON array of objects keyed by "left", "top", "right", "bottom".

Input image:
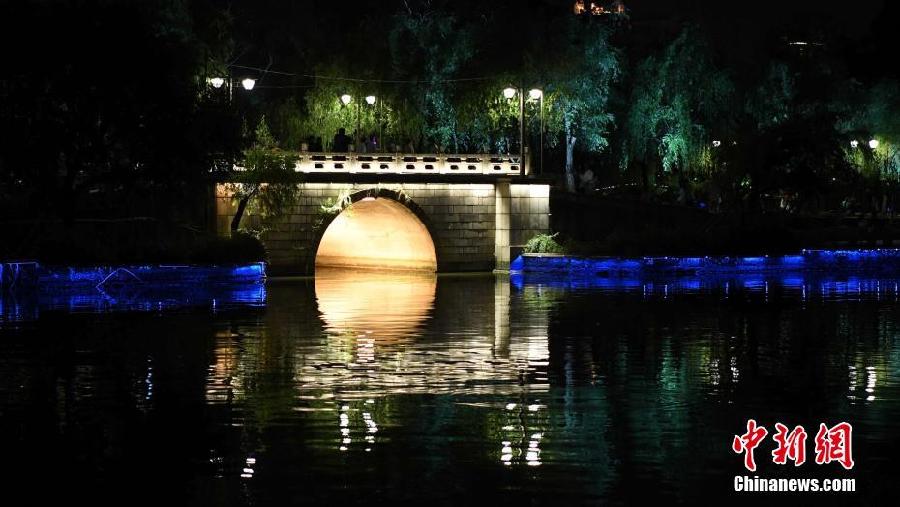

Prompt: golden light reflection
[
  {"left": 293, "top": 273, "right": 552, "bottom": 401},
  {"left": 206, "top": 330, "right": 246, "bottom": 403},
  {"left": 315, "top": 268, "right": 437, "bottom": 342}
]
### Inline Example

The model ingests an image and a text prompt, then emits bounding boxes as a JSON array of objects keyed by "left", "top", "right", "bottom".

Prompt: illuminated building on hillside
[{"left": 573, "top": 0, "right": 625, "bottom": 16}]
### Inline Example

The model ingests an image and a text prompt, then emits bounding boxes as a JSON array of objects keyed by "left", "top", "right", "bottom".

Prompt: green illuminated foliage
[
  {"left": 524, "top": 233, "right": 566, "bottom": 254},
  {"left": 229, "top": 116, "right": 300, "bottom": 233},
  {"left": 835, "top": 80, "right": 900, "bottom": 181},
  {"left": 541, "top": 17, "right": 620, "bottom": 192},
  {"left": 389, "top": 7, "right": 474, "bottom": 152},
  {"left": 622, "top": 29, "right": 734, "bottom": 186}
]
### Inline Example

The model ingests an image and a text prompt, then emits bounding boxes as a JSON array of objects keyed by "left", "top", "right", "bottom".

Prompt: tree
[
  {"left": 389, "top": 4, "right": 474, "bottom": 152},
  {"left": 0, "top": 0, "right": 240, "bottom": 219},
  {"left": 835, "top": 80, "right": 900, "bottom": 181},
  {"left": 229, "top": 117, "right": 300, "bottom": 233},
  {"left": 542, "top": 17, "right": 621, "bottom": 192},
  {"left": 622, "top": 28, "right": 734, "bottom": 192}
]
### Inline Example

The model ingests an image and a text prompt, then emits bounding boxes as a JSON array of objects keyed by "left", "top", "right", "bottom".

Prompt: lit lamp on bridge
[
  {"left": 340, "top": 93, "right": 380, "bottom": 152},
  {"left": 206, "top": 76, "right": 257, "bottom": 93},
  {"left": 502, "top": 86, "right": 544, "bottom": 176}
]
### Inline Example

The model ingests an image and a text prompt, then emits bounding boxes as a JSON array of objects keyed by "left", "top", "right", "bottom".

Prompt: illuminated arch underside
[{"left": 315, "top": 198, "right": 437, "bottom": 271}]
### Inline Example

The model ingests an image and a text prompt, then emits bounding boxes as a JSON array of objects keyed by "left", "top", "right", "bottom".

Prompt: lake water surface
[{"left": 1, "top": 270, "right": 898, "bottom": 505}]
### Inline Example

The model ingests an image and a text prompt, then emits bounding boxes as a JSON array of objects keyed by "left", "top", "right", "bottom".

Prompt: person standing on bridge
[{"left": 332, "top": 128, "right": 349, "bottom": 152}]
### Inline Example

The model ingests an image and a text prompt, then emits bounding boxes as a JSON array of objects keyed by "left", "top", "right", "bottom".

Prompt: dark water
[{"left": 1, "top": 270, "right": 899, "bottom": 505}]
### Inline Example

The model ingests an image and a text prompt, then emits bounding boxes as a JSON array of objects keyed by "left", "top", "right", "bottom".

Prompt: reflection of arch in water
[
  {"left": 314, "top": 268, "right": 437, "bottom": 342},
  {"left": 314, "top": 189, "right": 438, "bottom": 272}
]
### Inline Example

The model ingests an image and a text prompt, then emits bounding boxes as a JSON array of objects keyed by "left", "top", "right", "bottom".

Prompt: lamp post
[
  {"left": 365, "top": 96, "right": 384, "bottom": 152},
  {"left": 504, "top": 86, "right": 543, "bottom": 177},
  {"left": 341, "top": 93, "right": 378, "bottom": 152},
  {"left": 529, "top": 88, "right": 544, "bottom": 176},
  {"left": 503, "top": 87, "right": 525, "bottom": 177},
  {"left": 207, "top": 76, "right": 256, "bottom": 102}
]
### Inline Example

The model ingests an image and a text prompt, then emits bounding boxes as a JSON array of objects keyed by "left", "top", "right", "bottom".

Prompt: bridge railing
[{"left": 287, "top": 152, "right": 528, "bottom": 176}]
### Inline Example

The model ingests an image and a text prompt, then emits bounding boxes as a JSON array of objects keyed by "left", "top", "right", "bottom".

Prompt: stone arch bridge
[{"left": 213, "top": 153, "right": 550, "bottom": 274}]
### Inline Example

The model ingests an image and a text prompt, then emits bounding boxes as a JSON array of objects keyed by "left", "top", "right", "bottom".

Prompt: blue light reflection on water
[
  {"left": 512, "top": 249, "right": 900, "bottom": 276},
  {"left": 0, "top": 283, "right": 266, "bottom": 323},
  {"left": 509, "top": 248, "right": 900, "bottom": 301},
  {"left": 0, "top": 284, "right": 266, "bottom": 323},
  {"left": 510, "top": 272, "right": 900, "bottom": 301}
]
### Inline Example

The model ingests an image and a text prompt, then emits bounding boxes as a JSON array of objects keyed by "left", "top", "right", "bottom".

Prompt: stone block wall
[{"left": 215, "top": 181, "right": 549, "bottom": 275}]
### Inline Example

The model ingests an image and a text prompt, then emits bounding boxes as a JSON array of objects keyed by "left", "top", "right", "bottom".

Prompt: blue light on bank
[{"left": 1, "top": 262, "right": 267, "bottom": 323}]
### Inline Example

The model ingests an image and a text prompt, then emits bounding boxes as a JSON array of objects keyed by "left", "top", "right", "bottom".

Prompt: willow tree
[
  {"left": 299, "top": 73, "right": 367, "bottom": 150},
  {"left": 541, "top": 17, "right": 620, "bottom": 193},
  {"left": 622, "top": 29, "right": 734, "bottom": 190},
  {"left": 389, "top": 4, "right": 474, "bottom": 152},
  {"left": 835, "top": 80, "right": 900, "bottom": 181}
]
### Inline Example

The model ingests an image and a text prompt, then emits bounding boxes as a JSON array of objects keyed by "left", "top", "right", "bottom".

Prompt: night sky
[{"left": 221, "top": 0, "right": 896, "bottom": 80}]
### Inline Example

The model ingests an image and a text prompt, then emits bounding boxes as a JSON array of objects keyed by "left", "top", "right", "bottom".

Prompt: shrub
[{"left": 524, "top": 233, "right": 567, "bottom": 254}]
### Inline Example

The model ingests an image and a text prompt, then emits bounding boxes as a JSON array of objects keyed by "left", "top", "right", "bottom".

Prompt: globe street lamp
[
  {"left": 341, "top": 93, "right": 378, "bottom": 152},
  {"left": 364, "top": 96, "right": 383, "bottom": 151},
  {"left": 869, "top": 139, "right": 880, "bottom": 149},
  {"left": 503, "top": 86, "right": 527, "bottom": 177},
  {"left": 206, "top": 76, "right": 255, "bottom": 103},
  {"left": 504, "top": 86, "right": 545, "bottom": 176}
]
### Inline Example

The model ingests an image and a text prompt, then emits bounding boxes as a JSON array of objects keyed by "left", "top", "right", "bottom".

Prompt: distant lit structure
[
  {"left": 573, "top": 0, "right": 625, "bottom": 16},
  {"left": 785, "top": 39, "right": 825, "bottom": 56}
]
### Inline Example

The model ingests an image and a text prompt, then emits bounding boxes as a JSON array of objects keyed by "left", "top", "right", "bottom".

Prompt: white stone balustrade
[{"left": 237, "top": 152, "right": 529, "bottom": 176}]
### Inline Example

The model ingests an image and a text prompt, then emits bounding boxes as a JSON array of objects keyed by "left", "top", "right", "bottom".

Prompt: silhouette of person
[{"left": 332, "top": 128, "right": 349, "bottom": 152}]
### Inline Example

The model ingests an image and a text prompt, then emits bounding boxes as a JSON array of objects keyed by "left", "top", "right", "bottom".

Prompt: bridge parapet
[{"left": 237, "top": 152, "right": 528, "bottom": 177}]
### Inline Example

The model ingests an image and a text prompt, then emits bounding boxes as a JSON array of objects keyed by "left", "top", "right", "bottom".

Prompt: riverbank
[{"left": 549, "top": 192, "right": 900, "bottom": 257}]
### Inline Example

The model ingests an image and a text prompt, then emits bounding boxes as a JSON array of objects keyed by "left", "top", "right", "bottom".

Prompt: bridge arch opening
[{"left": 315, "top": 193, "right": 437, "bottom": 272}]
